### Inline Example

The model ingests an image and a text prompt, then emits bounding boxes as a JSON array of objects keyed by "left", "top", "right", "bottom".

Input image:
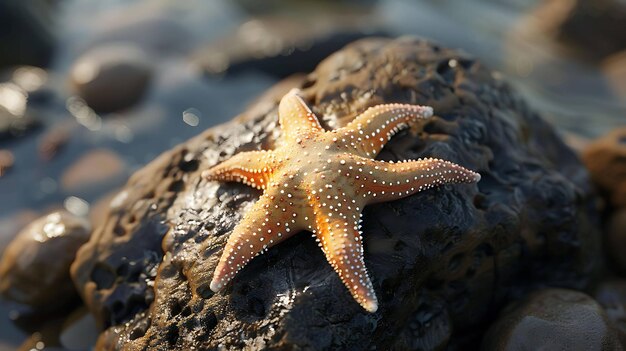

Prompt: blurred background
[{"left": 0, "top": 0, "right": 624, "bottom": 349}]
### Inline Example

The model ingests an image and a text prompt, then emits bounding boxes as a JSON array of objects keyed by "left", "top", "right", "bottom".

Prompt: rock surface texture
[{"left": 71, "top": 37, "right": 601, "bottom": 350}]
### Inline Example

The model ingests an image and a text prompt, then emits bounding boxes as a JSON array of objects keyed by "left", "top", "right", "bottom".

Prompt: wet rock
[
  {"left": 0, "top": 210, "right": 38, "bottom": 254},
  {"left": 0, "top": 211, "right": 91, "bottom": 309},
  {"left": 482, "top": 289, "right": 622, "bottom": 350},
  {"left": 193, "top": 16, "right": 387, "bottom": 78},
  {"left": 582, "top": 127, "right": 626, "bottom": 208},
  {"left": 530, "top": 0, "right": 626, "bottom": 61},
  {"left": 61, "top": 149, "right": 126, "bottom": 193},
  {"left": 595, "top": 279, "right": 626, "bottom": 338},
  {"left": 607, "top": 208, "right": 626, "bottom": 273},
  {"left": 72, "top": 37, "right": 601, "bottom": 349},
  {"left": 89, "top": 191, "right": 121, "bottom": 231},
  {"left": 0, "top": 149, "right": 14, "bottom": 177},
  {"left": 70, "top": 44, "right": 152, "bottom": 113}
]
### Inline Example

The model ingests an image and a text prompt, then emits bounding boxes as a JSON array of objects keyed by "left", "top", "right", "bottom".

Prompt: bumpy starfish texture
[{"left": 204, "top": 89, "right": 480, "bottom": 312}]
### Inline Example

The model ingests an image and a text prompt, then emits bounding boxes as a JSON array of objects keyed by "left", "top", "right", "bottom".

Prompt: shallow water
[{"left": 0, "top": 0, "right": 624, "bottom": 349}]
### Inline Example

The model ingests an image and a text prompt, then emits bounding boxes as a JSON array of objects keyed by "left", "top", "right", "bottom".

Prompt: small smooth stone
[
  {"left": 594, "top": 279, "right": 626, "bottom": 336},
  {"left": 0, "top": 149, "right": 14, "bottom": 177},
  {"left": 602, "top": 50, "right": 626, "bottom": 101},
  {"left": 70, "top": 44, "right": 152, "bottom": 113},
  {"left": 0, "top": 211, "right": 91, "bottom": 309},
  {"left": 482, "top": 288, "right": 622, "bottom": 351},
  {"left": 530, "top": 0, "right": 626, "bottom": 61},
  {"left": 61, "top": 149, "right": 126, "bottom": 192},
  {"left": 38, "top": 123, "right": 73, "bottom": 161},
  {"left": 582, "top": 127, "right": 626, "bottom": 207}
]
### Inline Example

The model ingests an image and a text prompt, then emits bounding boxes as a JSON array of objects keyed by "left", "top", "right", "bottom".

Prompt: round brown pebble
[
  {"left": 61, "top": 149, "right": 126, "bottom": 192},
  {"left": 0, "top": 149, "right": 14, "bottom": 177},
  {"left": 38, "top": 123, "right": 73, "bottom": 161},
  {"left": 482, "top": 288, "right": 622, "bottom": 350},
  {"left": 0, "top": 211, "right": 91, "bottom": 308},
  {"left": 70, "top": 44, "right": 152, "bottom": 113},
  {"left": 582, "top": 127, "right": 626, "bottom": 208},
  {"left": 603, "top": 50, "right": 626, "bottom": 101}
]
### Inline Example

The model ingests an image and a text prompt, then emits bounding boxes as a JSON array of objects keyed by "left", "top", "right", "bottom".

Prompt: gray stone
[{"left": 482, "top": 288, "right": 622, "bottom": 351}]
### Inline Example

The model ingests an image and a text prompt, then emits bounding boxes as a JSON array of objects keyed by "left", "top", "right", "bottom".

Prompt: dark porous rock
[
  {"left": 582, "top": 127, "right": 626, "bottom": 208},
  {"left": 482, "top": 288, "right": 622, "bottom": 350},
  {"left": 0, "top": 211, "right": 91, "bottom": 309},
  {"left": 71, "top": 37, "right": 601, "bottom": 350},
  {"left": 606, "top": 208, "right": 626, "bottom": 273},
  {"left": 70, "top": 44, "right": 152, "bottom": 113}
]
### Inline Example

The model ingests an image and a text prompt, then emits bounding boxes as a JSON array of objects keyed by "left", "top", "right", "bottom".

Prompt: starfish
[{"left": 204, "top": 89, "right": 480, "bottom": 312}]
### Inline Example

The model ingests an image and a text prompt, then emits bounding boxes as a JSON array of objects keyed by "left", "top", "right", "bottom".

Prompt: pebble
[
  {"left": 70, "top": 44, "right": 152, "bottom": 113},
  {"left": 38, "top": 123, "right": 73, "bottom": 161},
  {"left": 61, "top": 149, "right": 126, "bottom": 192},
  {"left": 0, "top": 149, "right": 14, "bottom": 177},
  {"left": 602, "top": 50, "right": 626, "bottom": 101},
  {"left": 0, "top": 211, "right": 91, "bottom": 308},
  {"left": 530, "top": 0, "right": 626, "bottom": 61},
  {"left": 595, "top": 279, "right": 626, "bottom": 336},
  {"left": 482, "top": 289, "right": 622, "bottom": 350},
  {"left": 582, "top": 127, "right": 626, "bottom": 207}
]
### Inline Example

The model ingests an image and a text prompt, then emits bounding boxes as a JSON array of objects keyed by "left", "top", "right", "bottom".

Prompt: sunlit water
[{"left": 1, "top": 0, "right": 624, "bottom": 349}]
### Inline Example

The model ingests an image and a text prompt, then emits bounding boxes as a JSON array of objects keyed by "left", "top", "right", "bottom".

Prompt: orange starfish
[{"left": 204, "top": 89, "right": 480, "bottom": 312}]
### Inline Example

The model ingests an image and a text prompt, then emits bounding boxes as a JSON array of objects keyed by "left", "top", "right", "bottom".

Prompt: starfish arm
[
  {"left": 278, "top": 89, "right": 324, "bottom": 139},
  {"left": 313, "top": 201, "right": 378, "bottom": 312},
  {"left": 210, "top": 188, "right": 306, "bottom": 292},
  {"left": 354, "top": 157, "right": 481, "bottom": 204},
  {"left": 202, "top": 150, "right": 276, "bottom": 189},
  {"left": 333, "top": 104, "right": 433, "bottom": 158}
]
